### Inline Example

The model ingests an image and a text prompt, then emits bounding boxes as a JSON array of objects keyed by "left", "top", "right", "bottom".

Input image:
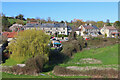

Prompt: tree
[
  {"left": 60, "top": 20, "right": 64, "bottom": 23},
  {"left": 2, "top": 15, "right": 11, "bottom": 31},
  {"left": 47, "top": 17, "right": 52, "bottom": 23},
  {"left": 8, "top": 29, "right": 50, "bottom": 63},
  {"left": 16, "top": 19, "right": 24, "bottom": 25},
  {"left": 86, "top": 20, "right": 97, "bottom": 26},
  {"left": 72, "top": 19, "right": 84, "bottom": 27},
  {"left": 97, "top": 21, "right": 104, "bottom": 28},
  {"left": 114, "top": 21, "right": 120, "bottom": 31},
  {"left": 15, "top": 14, "right": 26, "bottom": 21},
  {"left": 106, "top": 19, "right": 111, "bottom": 26}
]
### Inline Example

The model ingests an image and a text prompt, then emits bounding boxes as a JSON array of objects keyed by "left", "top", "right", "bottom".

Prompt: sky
[{"left": 2, "top": 2, "right": 118, "bottom": 22}]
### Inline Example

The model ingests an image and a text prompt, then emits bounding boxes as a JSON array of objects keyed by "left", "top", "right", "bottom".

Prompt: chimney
[
  {"left": 112, "top": 24, "right": 114, "bottom": 27},
  {"left": 104, "top": 24, "right": 106, "bottom": 27}
]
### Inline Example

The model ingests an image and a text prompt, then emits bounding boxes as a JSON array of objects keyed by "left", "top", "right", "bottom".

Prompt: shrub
[
  {"left": 25, "top": 55, "right": 46, "bottom": 73},
  {"left": 3, "top": 55, "right": 46, "bottom": 75},
  {"left": 105, "top": 33, "right": 107, "bottom": 37},
  {"left": 58, "top": 34, "right": 68, "bottom": 38},
  {"left": 62, "top": 40, "right": 83, "bottom": 57},
  {"left": 53, "top": 66, "right": 80, "bottom": 75}
]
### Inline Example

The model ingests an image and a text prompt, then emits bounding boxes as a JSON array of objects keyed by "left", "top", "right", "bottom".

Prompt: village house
[
  {"left": 100, "top": 25, "right": 118, "bottom": 37},
  {"left": 75, "top": 24, "right": 99, "bottom": 37},
  {"left": 9, "top": 24, "right": 24, "bottom": 32},
  {"left": 2, "top": 31, "right": 17, "bottom": 42},
  {"left": 24, "top": 20, "right": 71, "bottom": 35}
]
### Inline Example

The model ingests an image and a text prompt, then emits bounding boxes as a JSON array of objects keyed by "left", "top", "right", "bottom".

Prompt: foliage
[
  {"left": 86, "top": 20, "right": 97, "bottom": 26},
  {"left": 8, "top": 29, "right": 50, "bottom": 63},
  {"left": 15, "top": 14, "right": 26, "bottom": 21},
  {"left": 97, "top": 21, "right": 104, "bottom": 28},
  {"left": 53, "top": 65, "right": 118, "bottom": 78},
  {"left": 105, "top": 33, "right": 107, "bottom": 37},
  {"left": 114, "top": 21, "right": 120, "bottom": 31},
  {"left": 8, "top": 19, "right": 27, "bottom": 25},
  {"left": 72, "top": 19, "right": 85, "bottom": 27},
  {"left": 2, "top": 15, "right": 11, "bottom": 31},
  {"left": 106, "top": 19, "right": 111, "bottom": 26},
  {"left": 62, "top": 40, "right": 83, "bottom": 57},
  {"left": 58, "top": 34, "right": 68, "bottom": 37},
  {"left": 16, "top": 19, "right": 24, "bottom": 25},
  {"left": 68, "top": 31, "right": 77, "bottom": 40},
  {"left": 24, "top": 54, "right": 46, "bottom": 73}
]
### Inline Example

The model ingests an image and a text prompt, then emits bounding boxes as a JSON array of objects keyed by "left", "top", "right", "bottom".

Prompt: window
[
  {"left": 56, "top": 28, "right": 58, "bottom": 30},
  {"left": 63, "top": 28, "right": 65, "bottom": 30}
]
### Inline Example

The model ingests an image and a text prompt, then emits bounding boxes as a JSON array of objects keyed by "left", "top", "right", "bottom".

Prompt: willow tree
[{"left": 8, "top": 29, "right": 50, "bottom": 63}]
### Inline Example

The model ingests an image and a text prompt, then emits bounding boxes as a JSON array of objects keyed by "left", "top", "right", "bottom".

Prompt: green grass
[
  {"left": 60, "top": 44, "right": 118, "bottom": 67},
  {"left": 48, "top": 72, "right": 90, "bottom": 78},
  {"left": 2, "top": 58, "right": 26, "bottom": 66},
  {"left": 2, "top": 72, "right": 51, "bottom": 78},
  {"left": 8, "top": 19, "right": 27, "bottom": 25},
  {"left": 2, "top": 72, "right": 90, "bottom": 78}
]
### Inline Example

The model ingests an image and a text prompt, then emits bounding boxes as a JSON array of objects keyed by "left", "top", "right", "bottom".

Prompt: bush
[
  {"left": 53, "top": 66, "right": 80, "bottom": 75},
  {"left": 3, "top": 55, "right": 46, "bottom": 75},
  {"left": 25, "top": 55, "right": 46, "bottom": 73},
  {"left": 58, "top": 34, "right": 68, "bottom": 38},
  {"left": 53, "top": 66, "right": 118, "bottom": 77},
  {"left": 62, "top": 40, "right": 83, "bottom": 57},
  {"left": 105, "top": 33, "right": 107, "bottom": 37}
]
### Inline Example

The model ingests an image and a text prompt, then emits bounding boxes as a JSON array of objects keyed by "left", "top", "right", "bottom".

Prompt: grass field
[
  {"left": 8, "top": 19, "right": 27, "bottom": 25},
  {"left": 60, "top": 44, "right": 118, "bottom": 67},
  {"left": 2, "top": 44, "right": 118, "bottom": 78}
]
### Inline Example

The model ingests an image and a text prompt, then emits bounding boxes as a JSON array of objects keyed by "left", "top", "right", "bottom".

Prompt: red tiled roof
[
  {"left": 2, "top": 32, "right": 17, "bottom": 38},
  {"left": 111, "top": 32, "right": 120, "bottom": 34}
]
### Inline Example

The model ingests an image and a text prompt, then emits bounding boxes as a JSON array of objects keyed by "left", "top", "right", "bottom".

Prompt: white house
[
  {"left": 24, "top": 21, "right": 71, "bottom": 35},
  {"left": 9, "top": 24, "right": 24, "bottom": 32},
  {"left": 75, "top": 24, "right": 99, "bottom": 37},
  {"left": 100, "top": 25, "right": 118, "bottom": 37}
]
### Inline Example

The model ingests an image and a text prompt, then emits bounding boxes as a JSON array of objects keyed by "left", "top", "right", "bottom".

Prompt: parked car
[{"left": 84, "top": 37, "right": 90, "bottom": 40}]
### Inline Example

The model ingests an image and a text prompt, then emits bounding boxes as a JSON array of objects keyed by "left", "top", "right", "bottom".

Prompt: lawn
[{"left": 59, "top": 44, "right": 118, "bottom": 67}]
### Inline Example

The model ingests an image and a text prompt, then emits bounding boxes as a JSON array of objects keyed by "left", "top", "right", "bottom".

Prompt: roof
[
  {"left": 111, "top": 32, "right": 120, "bottom": 34},
  {"left": 24, "top": 23, "right": 67, "bottom": 28},
  {"left": 83, "top": 25, "right": 99, "bottom": 29},
  {"left": 73, "top": 27, "right": 80, "bottom": 31},
  {"left": 105, "top": 26, "right": 117, "bottom": 30},
  {"left": 2, "top": 31, "right": 17, "bottom": 38}
]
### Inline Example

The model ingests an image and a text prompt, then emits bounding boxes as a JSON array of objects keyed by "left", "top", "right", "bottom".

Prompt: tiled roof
[
  {"left": 105, "top": 26, "right": 117, "bottom": 30},
  {"left": 73, "top": 27, "right": 80, "bottom": 31},
  {"left": 24, "top": 23, "right": 67, "bottom": 28},
  {"left": 83, "top": 25, "right": 98, "bottom": 29},
  {"left": 2, "top": 32, "right": 17, "bottom": 38}
]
